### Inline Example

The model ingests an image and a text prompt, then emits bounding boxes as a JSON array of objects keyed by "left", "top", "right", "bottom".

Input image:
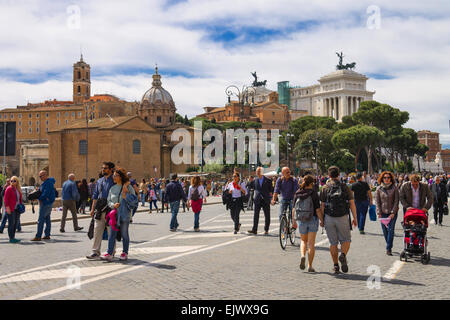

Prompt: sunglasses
[{"left": 383, "top": 176, "right": 391, "bottom": 179}]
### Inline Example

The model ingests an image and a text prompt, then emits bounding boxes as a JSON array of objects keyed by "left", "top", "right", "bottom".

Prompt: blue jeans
[
  {"left": 36, "top": 203, "right": 52, "bottom": 238},
  {"left": 150, "top": 200, "right": 158, "bottom": 210},
  {"left": 170, "top": 200, "right": 180, "bottom": 230},
  {"left": 107, "top": 219, "right": 130, "bottom": 255},
  {"left": 279, "top": 199, "right": 294, "bottom": 221},
  {"left": 194, "top": 211, "right": 200, "bottom": 229},
  {"left": 140, "top": 192, "right": 145, "bottom": 206},
  {"left": 0, "top": 210, "right": 21, "bottom": 232},
  {"left": 7, "top": 210, "right": 20, "bottom": 240},
  {"left": 380, "top": 213, "right": 397, "bottom": 251},
  {"left": 355, "top": 200, "right": 369, "bottom": 231}
]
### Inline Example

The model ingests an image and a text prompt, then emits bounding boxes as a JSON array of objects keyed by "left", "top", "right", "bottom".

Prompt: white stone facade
[{"left": 289, "top": 69, "right": 375, "bottom": 121}]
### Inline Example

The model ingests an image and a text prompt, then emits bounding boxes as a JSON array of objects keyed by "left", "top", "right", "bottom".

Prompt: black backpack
[
  {"left": 324, "top": 182, "right": 349, "bottom": 217},
  {"left": 191, "top": 187, "right": 200, "bottom": 201}
]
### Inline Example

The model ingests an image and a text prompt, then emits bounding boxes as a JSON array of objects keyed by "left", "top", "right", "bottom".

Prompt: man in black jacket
[
  {"left": 248, "top": 167, "right": 273, "bottom": 235},
  {"left": 431, "top": 176, "right": 448, "bottom": 226},
  {"left": 165, "top": 173, "right": 187, "bottom": 232}
]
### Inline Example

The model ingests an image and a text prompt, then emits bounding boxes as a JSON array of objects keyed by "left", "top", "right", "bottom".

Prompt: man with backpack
[{"left": 320, "top": 166, "right": 357, "bottom": 274}]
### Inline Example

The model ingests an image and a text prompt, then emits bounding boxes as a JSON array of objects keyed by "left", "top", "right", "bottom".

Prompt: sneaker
[
  {"left": 264, "top": 231, "right": 269, "bottom": 235},
  {"left": 194, "top": 228, "right": 200, "bottom": 232},
  {"left": 9, "top": 238, "right": 21, "bottom": 243},
  {"left": 333, "top": 264, "right": 340, "bottom": 274},
  {"left": 86, "top": 253, "right": 100, "bottom": 260},
  {"left": 234, "top": 230, "right": 238, "bottom": 234},
  {"left": 60, "top": 229, "right": 65, "bottom": 233},
  {"left": 247, "top": 230, "right": 257, "bottom": 235},
  {"left": 170, "top": 228, "right": 176, "bottom": 232},
  {"left": 386, "top": 250, "right": 393, "bottom": 256},
  {"left": 31, "top": 237, "right": 42, "bottom": 241},
  {"left": 359, "top": 230, "right": 365, "bottom": 234},
  {"left": 339, "top": 253, "right": 348, "bottom": 273},
  {"left": 42, "top": 236, "right": 51, "bottom": 240},
  {"left": 119, "top": 253, "right": 128, "bottom": 261},
  {"left": 299, "top": 257, "right": 306, "bottom": 270},
  {"left": 100, "top": 253, "right": 114, "bottom": 262}
]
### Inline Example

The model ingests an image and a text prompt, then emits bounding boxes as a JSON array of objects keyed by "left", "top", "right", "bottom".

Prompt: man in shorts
[{"left": 320, "top": 166, "right": 357, "bottom": 274}]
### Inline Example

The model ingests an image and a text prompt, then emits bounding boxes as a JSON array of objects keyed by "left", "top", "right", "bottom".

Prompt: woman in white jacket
[{"left": 187, "top": 176, "right": 207, "bottom": 232}]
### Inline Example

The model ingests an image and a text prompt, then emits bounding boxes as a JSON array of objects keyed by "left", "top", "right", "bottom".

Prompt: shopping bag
[
  {"left": 369, "top": 205, "right": 377, "bottom": 221},
  {"left": 379, "top": 217, "right": 391, "bottom": 227}
]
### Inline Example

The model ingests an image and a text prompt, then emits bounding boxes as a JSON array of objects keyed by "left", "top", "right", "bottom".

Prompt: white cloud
[{"left": 0, "top": 0, "right": 449, "bottom": 142}]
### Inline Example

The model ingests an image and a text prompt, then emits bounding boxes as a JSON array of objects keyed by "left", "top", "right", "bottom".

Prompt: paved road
[{"left": 0, "top": 201, "right": 449, "bottom": 300}]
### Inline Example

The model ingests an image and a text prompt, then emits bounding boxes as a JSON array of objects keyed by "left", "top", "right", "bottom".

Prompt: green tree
[
  {"left": 294, "top": 128, "right": 335, "bottom": 173},
  {"left": 332, "top": 125, "right": 384, "bottom": 171}
]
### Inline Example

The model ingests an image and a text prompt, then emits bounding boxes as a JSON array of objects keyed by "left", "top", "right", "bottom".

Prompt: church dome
[{"left": 140, "top": 67, "right": 174, "bottom": 107}]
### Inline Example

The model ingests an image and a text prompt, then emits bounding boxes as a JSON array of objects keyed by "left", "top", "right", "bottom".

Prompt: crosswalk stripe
[{"left": 199, "top": 223, "right": 279, "bottom": 230}]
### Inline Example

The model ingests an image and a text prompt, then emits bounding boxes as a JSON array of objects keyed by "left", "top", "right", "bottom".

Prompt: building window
[
  {"left": 36, "top": 121, "right": 39, "bottom": 126},
  {"left": 77, "top": 86, "right": 81, "bottom": 93},
  {"left": 78, "top": 71, "right": 81, "bottom": 79},
  {"left": 57, "top": 120, "right": 60, "bottom": 125},
  {"left": 65, "top": 112, "right": 69, "bottom": 117},
  {"left": 79, "top": 140, "right": 88, "bottom": 155},
  {"left": 18, "top": 114, "right": 22, "bottom": 119},
  {"left": 46, "top": 120, "right": 49, "bottom": 125},
  {"left": 46, "top": 128, "right": 48, "bottom": 132},
  {"left": 29, "top": 121, "right": 32, "bottom": 126},
  {"left": 272, "top": 112, "right": 275, "bottom": 116},
  {"left": 18, "top": 121, "right": 21, "bottom": 126},
  {"left": 36, "top": 127, "right": 39, "bottom": 133},
  {"left": 78, "top": 112, "right": 82, "bottom": 117},
  {"left": 46, "top": 113, "right": 49, "bottom": 118},
  {"left": 10, "top": 114, "right": 13, "bottom": 119},
  {"left": 132, "top": 140, "right": 141, "bottom": 154},
  {"left": 29, "top": 114, "right": 32, "bottom": 118},
  {"left": 18, "top": 128, "right": 22, "bottom": 133},
  {"left": 29, "top": 128, "right": 32, "bottom": 133},
  {"left": 65, "top": 120, "right": 68, "bottom": 124},
  {"left": 36, "top": 113, "right": 39, "bottom": 118},
  {"left": 72, "top": 112, "right": 75, "bottom": 117},
  {"left": 157, "top": 116, "right": 161, "bottom": 123},
  {"left": 57, "top": 112, "right": 60, "bottom": 118}
]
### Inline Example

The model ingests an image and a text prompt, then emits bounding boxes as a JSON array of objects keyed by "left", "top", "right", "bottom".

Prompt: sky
[{"left": 0, "top": 0, "right": 449, "bottom": 147}]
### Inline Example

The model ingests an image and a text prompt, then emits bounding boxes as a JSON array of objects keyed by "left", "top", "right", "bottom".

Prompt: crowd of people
[{"left": 0, "top": 161, "right": 448, "bottom": 272}]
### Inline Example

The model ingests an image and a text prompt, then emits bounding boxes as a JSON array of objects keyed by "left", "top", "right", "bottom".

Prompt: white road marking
[
  {"left": 212, "top": 218, "right": 279, "bottom": 223},
  {"left": 0, "top": 265, "right": 128, "bottom": 284},
  {"left": 199, "top": 223, "right": 279, "bottom": 230},
  {"left": 383, "top": 260, "right": 405, "bottom": 281},
  {"left": 0, "top": 246, "right": 205, "bottom": 284},
  {"left": 22, "top": 226, "right": 280, "bottom": 300},
  {"left": 172, "top": 232, "right": 247, "bottom": 239}
]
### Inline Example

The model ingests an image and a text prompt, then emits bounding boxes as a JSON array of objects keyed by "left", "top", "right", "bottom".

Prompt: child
[{"left": 148, "top": 184, "right": 159, "bottom": 213}]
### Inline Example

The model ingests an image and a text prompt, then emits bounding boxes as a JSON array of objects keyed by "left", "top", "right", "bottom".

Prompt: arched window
[
  {"left": 79, "top": 140, "right": 88, "bottom": 155},
  {"left": 132, "top": 139, "right": 141, "bottom": 154},
  {"left": 77, "top": 86, "right": 81, "bottom": 93}
]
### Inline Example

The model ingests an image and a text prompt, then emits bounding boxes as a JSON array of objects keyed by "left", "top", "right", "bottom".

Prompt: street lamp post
[
  {"left": 286, "top": 132, "right": 294, "bottom": 169},
  {"left": 225, "top": 84, "right": 256, "bottom": 172}
]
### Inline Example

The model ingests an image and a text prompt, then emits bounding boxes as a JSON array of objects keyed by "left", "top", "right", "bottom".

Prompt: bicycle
[{"left": 279, "top": 200, "right": 297, "bottom": 250}]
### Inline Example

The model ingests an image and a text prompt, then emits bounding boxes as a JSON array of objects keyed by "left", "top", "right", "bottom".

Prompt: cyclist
[{"left": 272, "top": 167, "right": 299, "bottom": 221}]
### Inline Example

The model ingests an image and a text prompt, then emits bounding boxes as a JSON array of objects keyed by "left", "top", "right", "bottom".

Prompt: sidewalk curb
[{"left": 18, "top": 201, "right": 223, "bottom": 226}]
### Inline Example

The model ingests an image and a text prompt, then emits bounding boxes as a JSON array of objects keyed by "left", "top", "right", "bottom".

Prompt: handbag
[
  {"left": 87, "top": 217, "right": 95, "bottom": 240},
  {"left": 28, "top": 189, "right": 42, "bottom": 201},
  {"left": 444, "top": 204, "right": 449, "bottom": 216},
  {"left": 17, "top": 203, "right": 26, "bottom": 214},
  {"left": 369, "top": 204, "right": 377, "bottom": 221}
]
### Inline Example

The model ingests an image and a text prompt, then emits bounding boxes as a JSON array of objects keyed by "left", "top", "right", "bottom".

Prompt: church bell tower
[{"left": 73, "top": 54, "right": 91, "bottom": 104}]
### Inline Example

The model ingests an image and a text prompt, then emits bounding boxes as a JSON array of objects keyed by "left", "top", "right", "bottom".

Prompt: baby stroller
[{"left": 400, "top": 208, "right": 430, "bottom": 264}]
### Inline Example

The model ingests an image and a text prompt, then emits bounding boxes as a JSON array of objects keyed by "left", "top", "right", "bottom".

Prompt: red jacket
[{"left": 5, "top": 186, "right": 23, "bottom": 213}]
